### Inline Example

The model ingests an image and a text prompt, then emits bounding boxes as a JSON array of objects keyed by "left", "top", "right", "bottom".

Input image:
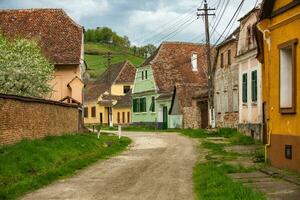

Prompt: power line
[
  {"left": 214, "top": 0, "right": 245, "bottom": 45},
  {"left": 152, "top": 16, "right": 197, "bottom": 45},
  {"left": 159, "top": 18, "right": 199, "bottom": 43},
  {"left": 134, "top": 1, "right": 205, "bottom": 45}
]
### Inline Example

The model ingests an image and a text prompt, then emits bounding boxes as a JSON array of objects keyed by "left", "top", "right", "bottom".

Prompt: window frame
[
  {"left": 150, "top": 96, "right": 155, "bottom": 112},
  {"left": 278, "top": 39, "right": 298, "bottom": 114},
  {"left": 117, "top": 112, "right": 120, "bottom": 124},
  {"left": 123, "top": 85, "right": 131, "bottom": 94},
  {"left": 84, "top": 107, "right": 88, "bottom": 118},
  {"left": 220, "top": 53, "right": 224, "bottom": 68},
  {"left": 127, "top": 112, "right": 130, "bottom": 123},
  {"left": 91, "top": 106, "right": 96, "bottom": 118},
  {"left": 228, "top": 49, "right": 231, "bottom": 65},
  {"left": 122, "top": 112, "right": 125, "bottom": 124}
]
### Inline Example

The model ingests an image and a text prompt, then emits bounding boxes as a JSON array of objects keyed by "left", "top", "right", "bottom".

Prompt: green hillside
[{"left": 85, "top": 43, "right": 145, "bottom": 78}]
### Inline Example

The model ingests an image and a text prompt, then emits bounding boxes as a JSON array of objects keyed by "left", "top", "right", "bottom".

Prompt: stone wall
[{"left": 0, "top": 94, "right": 80, "bottom": 146}]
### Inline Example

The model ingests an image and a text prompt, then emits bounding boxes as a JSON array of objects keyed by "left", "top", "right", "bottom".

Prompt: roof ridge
[
  {"left": 0, "top": 8, "right": 83, "bottom": 29},
  {"left": 0, "top": 8, "right": 64, "bottom": 12},
  {"left": 161, "top": 41, "right": 206, "bottom": 46}
]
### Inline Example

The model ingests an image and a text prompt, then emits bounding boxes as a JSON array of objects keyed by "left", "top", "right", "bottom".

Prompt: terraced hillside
[{"left": 85, "top": 43, "right": 145, "bottom": 78}]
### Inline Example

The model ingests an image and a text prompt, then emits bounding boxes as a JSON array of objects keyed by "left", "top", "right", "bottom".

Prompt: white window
[
  {"left": 280, "top": 47, "right": 293, "bottom": 108},
  {"left": 279, "top": 39, "right": 297, "bottom": 114},
  {"left": 191, "top": 53, "right": 198, "bottom": 71}
]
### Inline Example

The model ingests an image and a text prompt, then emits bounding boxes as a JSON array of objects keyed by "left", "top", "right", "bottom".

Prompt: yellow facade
[
  {"left": 84, "top": 84, "right": 133, "bottom": 125},
  {"left": 258, "top": 0, "right": 300, "bottom": 171},
  {"left": 83, "top": 100, "right": 131, "bottom": 125},
  {"left": 50, "top": 65, "right": 84, "bottom": 103}
]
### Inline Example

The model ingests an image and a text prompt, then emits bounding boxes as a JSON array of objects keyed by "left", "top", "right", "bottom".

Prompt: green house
[{"left": 132, "top": 42, "right": 210, "bottom": 129}]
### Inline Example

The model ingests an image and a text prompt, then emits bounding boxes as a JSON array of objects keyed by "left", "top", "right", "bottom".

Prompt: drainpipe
[{"left": 264, "top": 121, "right": 272, "bottom": 162}]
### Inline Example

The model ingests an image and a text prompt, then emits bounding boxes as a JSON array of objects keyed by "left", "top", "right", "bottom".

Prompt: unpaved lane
[{"left": 22, "top": 132, "right": 197, "bottom": 200}]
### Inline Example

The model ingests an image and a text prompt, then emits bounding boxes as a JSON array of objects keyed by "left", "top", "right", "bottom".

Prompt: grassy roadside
[
  {"left": 0, "top": 133, "right": 131, "bottom": 200},
  {"left": 181, "top": 128, "right": 266, "bottom": 200}
]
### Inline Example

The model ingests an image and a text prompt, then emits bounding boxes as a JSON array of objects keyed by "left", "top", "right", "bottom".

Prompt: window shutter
[
  {"left": 242, "top": 73, "right": 248, "bottom": 103},
  {"left": 252, "top": 71, "right": 258, "bottom": 102},
  {"left": 133, "top": 99, "right": 137, "bottom": 112}
]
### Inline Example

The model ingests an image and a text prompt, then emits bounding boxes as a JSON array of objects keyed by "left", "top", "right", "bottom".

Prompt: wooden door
[
  {"left": 200, "top": 101, "right": 208, "bottom": 129},
  {"left": 163, "top": 106, "right": 168, "bottom": 129}
]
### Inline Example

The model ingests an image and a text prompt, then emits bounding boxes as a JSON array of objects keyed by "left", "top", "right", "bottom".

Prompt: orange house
[
  {"left": 257, "top": 0, "right": 300, "bottom": 171},
  {"left": 0, "top": 9, "right": 85, "bottom": 104}
]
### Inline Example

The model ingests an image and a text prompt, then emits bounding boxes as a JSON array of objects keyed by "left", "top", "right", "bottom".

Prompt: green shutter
[
  {"left": 133, "top": 99, "right": 137, "bottom": 112},
  {"left": 252, "top": 71, "right": 257, "bottom": 102},
  {"left": 150, "top": 96, "right": 155, "bottom": 112},
  {"left": 242, "top": 73, "right": 248, "bottom": 103},
  {"left": 140, "top": 97, "right": 146, "bottom": 112}
]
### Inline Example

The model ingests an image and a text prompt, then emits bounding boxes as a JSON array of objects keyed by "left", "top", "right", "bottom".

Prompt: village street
[{"left": 22, "top": 132, "right": 198, "bottom": 200}]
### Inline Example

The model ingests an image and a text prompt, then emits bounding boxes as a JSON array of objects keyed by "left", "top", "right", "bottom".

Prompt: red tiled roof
[
  {"left": 0, "top": 9, "right": 83, "bottom": 65},
  {"left": 142, "top": 42, "right": 213, "bottom": 93},
  {"left": 84, "top": 61, "right": 136, "bottom": 102}
]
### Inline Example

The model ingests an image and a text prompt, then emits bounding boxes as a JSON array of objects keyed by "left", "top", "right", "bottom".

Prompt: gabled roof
[
  {"left": 0, "top": 9, "right": 83, "bottom": 65},
  {"left": 141, "top": 41, "right": 211, "bottom": 93},
  {"left": 84, "top": 61, "right": 136, "bottom": 102},
  {"left": 260, "top": 0, "right": 275, "bottom": 20},
  {"left": 259, "top": 0, "right": 300, "bottom": 20}
]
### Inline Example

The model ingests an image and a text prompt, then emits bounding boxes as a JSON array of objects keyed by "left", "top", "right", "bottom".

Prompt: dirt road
[{"left": 22, "top": 132, "right": 198, "bottom": 200}]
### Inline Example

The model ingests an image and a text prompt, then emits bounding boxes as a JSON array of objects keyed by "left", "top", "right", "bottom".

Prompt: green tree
[
  {"left": 0, "top": 35, "right": 54, "bottom": 98},
  {"left": 123, "top": 36, "right": 131, "bottom": 48},
  {"left": 144, "top": 44, "right": 157, "bottom": 56}
]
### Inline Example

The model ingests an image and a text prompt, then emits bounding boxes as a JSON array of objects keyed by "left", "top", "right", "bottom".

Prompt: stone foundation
[{"left": 238, "top": 123, "right": 262, "bottom": 140}]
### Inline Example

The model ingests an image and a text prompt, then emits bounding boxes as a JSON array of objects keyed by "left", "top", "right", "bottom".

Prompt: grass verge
[
  {"left": 194, "top": 162, "right": 265, "bottom": 200},
  {"left": 181, "top": 128, "right": 266, "bottom": 200},
  {"left": 0, "top": 133, "right": 131, "bottom": 200}
]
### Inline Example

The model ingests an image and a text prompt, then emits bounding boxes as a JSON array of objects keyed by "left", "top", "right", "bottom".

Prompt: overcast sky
[{"left": 0, "top": 0, "right": 261, "bottom": 46}]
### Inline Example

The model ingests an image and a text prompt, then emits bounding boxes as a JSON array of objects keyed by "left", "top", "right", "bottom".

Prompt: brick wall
[{"left": 0, "top": 94, "right": 80, "bottom": 146}]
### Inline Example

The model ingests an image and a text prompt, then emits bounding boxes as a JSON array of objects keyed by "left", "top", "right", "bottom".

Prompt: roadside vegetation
[
  {"left": 0, "top": 133, "right": 131, "bottom": 200},
  {"left": 183, "top": 128, "right": 266, "bottom": 200}
]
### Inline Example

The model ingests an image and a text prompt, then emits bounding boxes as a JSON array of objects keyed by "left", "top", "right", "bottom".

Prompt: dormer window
[{"left": 191, "top": 53, "right": 198, "bottom": 71}]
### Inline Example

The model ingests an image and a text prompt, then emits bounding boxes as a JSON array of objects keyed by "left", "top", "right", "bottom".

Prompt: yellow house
[
  {"left": 257, "top": 0, "right": 300, "bottom": 171},
  {"left": 84, "top": 61, "right": 136, "bottom": 126},
  {"left": 0, "top": 9, "right": 85, "bottom": 104}
]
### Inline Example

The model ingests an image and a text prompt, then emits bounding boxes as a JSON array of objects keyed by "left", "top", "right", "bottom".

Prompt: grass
[
  {"left": 0, "top": 133, "right": 131, "bottom": 200},
  {"left": 194, "top": 162, "right": 265, "bottom": 200},
  {"left": 85, "top": 43, "right": 145, "bottom": 78},
  {"left": 180, "top": 128, "right": 266, "bottom": 200}
]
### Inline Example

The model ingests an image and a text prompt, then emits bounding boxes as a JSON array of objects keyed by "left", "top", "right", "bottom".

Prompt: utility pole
[
  {"left": 106, "top": 52, "right": 113, "bottom": 127},
  {"left": 197, "top": 0, "right": 215, "bottom": 128}
]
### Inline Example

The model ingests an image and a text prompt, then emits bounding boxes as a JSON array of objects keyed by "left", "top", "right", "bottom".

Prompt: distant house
[
  {"left": 132, "top": 42, "right": 210, "bottom": 129},
  {"left": 213, "top": 29, "right": 239, "bottom": 128},
  {"left": 257, "top": 0, "right": 300, "bottom": 172},
  {"left": 236, "top": 7, "right": 262, "bottom": 140},
  {"left": 0, "top": 9, "right": 85, "bottom": 104},
  {"left": 84, "top": 61, "right": 136, "bottom": 126}
]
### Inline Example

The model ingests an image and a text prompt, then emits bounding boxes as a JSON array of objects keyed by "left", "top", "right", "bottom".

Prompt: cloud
[{"left": 0, "top": 0, "right": 262, "bottom": 46}]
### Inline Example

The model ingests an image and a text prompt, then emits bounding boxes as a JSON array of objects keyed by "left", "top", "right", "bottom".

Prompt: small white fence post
[{"left": 118, "top": 125, "right": 122, "bottom": 139}]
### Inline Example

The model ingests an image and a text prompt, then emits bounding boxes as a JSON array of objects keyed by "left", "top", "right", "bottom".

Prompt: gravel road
[{"left": 22, "top": 132, "right": 197, "bottom": 200}]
